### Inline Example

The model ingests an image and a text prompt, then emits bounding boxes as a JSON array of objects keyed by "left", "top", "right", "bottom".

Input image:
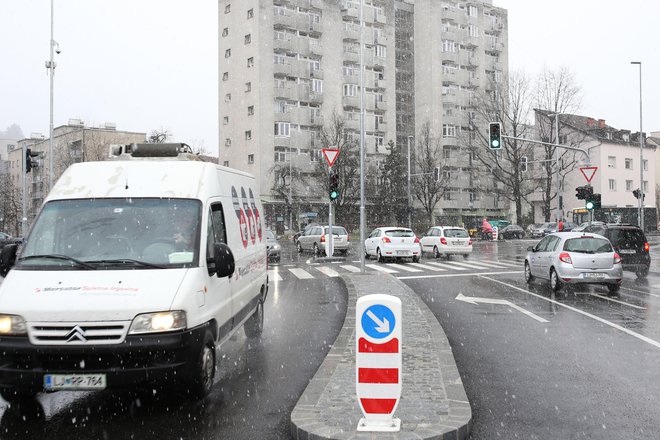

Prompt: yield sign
[
  {"left": 322, "top": 148, "right": 340, "bottom": 167},
  {"left": 580, "top": 166, "right": 598, "bottom": 183}
]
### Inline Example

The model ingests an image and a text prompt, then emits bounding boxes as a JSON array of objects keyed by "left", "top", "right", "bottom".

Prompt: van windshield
[{"left": 19, "top": 198, "right": 201, "bottom": 270}]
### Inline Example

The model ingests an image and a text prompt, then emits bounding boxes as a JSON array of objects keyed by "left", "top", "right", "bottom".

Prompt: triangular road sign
[
  {"left": 580, "top": 166, "right": 598, "bottom": 183},
  {"left": 322, "top": 148, "right": 340, "bottom": 167}
]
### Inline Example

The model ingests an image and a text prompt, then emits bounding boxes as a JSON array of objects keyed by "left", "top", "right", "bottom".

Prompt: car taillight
[
  {"left": 559, "top": 252, "right": 572, "bottom": 264},
  {"left": 644, "top": 242, "right": 650, "bottom": 252},
  {"left": 468, "top": 239, "right": 473, "bottom": 246},
  {"left": 440, "top": 237, "right": 447, "bottom": 245},
  {"left": 347, "top": 234, "right": 350, "bottom": 242},
  {"left": 414, "top": 237, "right": 420, "bottom": 244},
  {"left": 320, "top": 234, "right": 325, "bottom": 243},
  {"left": 613, "top": 253, "right": 621, "bottom": 264},
  {"left": 382, "top": 236, "right": 391, "bottom": 243}
]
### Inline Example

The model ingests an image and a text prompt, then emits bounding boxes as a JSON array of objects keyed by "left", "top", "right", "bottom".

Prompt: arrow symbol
[
  {"left": 456, "top": 294, "right": 549, "bottom": 323},
  {"left": 366, "top": 310, "right": 390, "bottom": 333}
]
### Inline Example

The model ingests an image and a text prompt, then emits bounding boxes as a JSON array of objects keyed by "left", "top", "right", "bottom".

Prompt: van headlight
[
  {"left": 0, "top": 314, "right": 27, "bottom": 336},
  {"left": 128, "top": 311, "right": 187, "bottom": 334}
]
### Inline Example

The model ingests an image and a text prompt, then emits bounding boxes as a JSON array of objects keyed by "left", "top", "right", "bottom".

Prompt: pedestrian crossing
[{"left": 268, "top": 258, "right": 522, "bottom": 283}]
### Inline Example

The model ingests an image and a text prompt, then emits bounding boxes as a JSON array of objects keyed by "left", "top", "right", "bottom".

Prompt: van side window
[{"left": 206, "top": 204, "right": 227, "bottom": 261}]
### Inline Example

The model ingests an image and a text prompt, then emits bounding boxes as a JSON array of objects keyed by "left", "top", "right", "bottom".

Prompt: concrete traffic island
[{"left": 290, "top": 273, "right": 472, "bottom": 440}]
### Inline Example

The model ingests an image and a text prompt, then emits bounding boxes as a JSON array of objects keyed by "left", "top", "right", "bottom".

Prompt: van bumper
[{"left": 0, "top": 324, "right": 209, "bottom": 391}]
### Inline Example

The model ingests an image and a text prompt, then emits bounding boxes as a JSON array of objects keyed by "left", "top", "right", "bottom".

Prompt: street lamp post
[
  {"left": 45, "top": 0, "right": 59, "bottom": 191},
  {"left": 548, "top": 113, "right": 563, "bottom": 222},
  {"left": 359, "top": 0, "right": 365, "bottom": 272},
  {"left": 407, "top": 135, "right": 412, "bottom": 229},
  {"left": 631, "top": 61, "right": 644, "bottom": 230}
]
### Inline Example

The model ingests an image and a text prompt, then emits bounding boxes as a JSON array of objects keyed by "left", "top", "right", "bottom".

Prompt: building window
[
  {"left": 275, "top": 100, "right": 287, "bottom": 113},
  {"left": 247, "top": 8, "right": 253, "bottom": 19},
  {"left": 224, "top": 49, "right": 231, "bottom": 58},
  {"left": 225, "top": 93, "right": 231, "bottom": 102},
  {"left": 222, "top": 27, "right": 229, "bottom": 37},
  {"left": 309, "top": 12, "right": 321, "bottom": 24},
  {"left": 247, "top": 57, "right": 254, "bottom": 67},
  {"left": 442, "top": 124, "right": 457, "bottom": 137},
  {"left": 225, "top": 138, "right": 232, "bottom": 147},
  {"left": 374, "top": 136, "right": 384, "bottom": 150},
  {"left": 442, "top": 40, "right": 456, "bottom": 53},
  {"left": 248, "top": 106, "right": 254, "bottom": 116},
  {"left": 468, "top": 5, "right": 478, "bottom": 17},
  {"left": 222, "top": 72, "right": 229, "bottom": 81},
  {"left": 625, "top": 158, "right": 633, "bottom": 169},
  {"left": 224, "top": 4, "right": 231, "bottom": 14},
  {"left": 223, "top": 160, "right": 229, "bottom": 167},
  {"left": 274, "top": 146, "right": 290, "bottom": 162},
  {"left": 273, "top": 54, "right": 286, "bottom": 65},
  {"left": 626, "top": 180, "right": 633, "bottom": 191},
  {"left": 343, "top": 84, "right": 358, "bottom": 97},
  {"left": 607, "top": 156, "right": 616, "bottom": 168},
  {"left": 375, "top": 45, "right": 386, "bottom": 58},
  {"left": 245, "top": 82, "right": 251, "bottom": 92},
  {"left": 274, "top": 122, "right": 290, "bottom": 137},
  {"left": 244, "top": 34, "right": 251, "bottom": 45},
  {"left": 643, "top": 181, "right": 649, "bottom": 192},
  {"left": 248, "top": 154, "right": 254, "bottom": 164},
  {"left": 444, "top": 191, "right": 451, "bottom": 201},
  {"left": 245, "top": 130, "right": 252, "bottom": 140},
  {"left": 608, "top": 179, "right": 616, "bottom": 191},
  {"left": 443, "top": 147, "right": 451, "bottom": 159},
  {"left": 223, "top": 116, "right": 229, "bottom": 125},
  {"left": 643, "top": 159, "right": 648, "bottom": 171},
  {"left": 310, "top": 60, "right": 320, "bottom": 71},
  {"left": 468, "top": 25, "right": 479, "bottom": 37},
  {"left": 312, "top": 79, "right": 323, "bottom": 93},
  {"left": 310, "top": 149, "right": 322, "bottom": 162}
]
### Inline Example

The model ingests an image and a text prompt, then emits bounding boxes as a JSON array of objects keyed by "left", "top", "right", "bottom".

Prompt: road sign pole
[
  {"left": 327, "top": 166, "right": 334, "bottom": 257},
  {"left": 356, "top": 294, "right": 402, "bottom": 432}
]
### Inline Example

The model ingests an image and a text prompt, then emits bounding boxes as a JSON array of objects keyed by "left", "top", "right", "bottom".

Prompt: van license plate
[{"left": 44, "top": 374, "right": 107, "bottom": 390}]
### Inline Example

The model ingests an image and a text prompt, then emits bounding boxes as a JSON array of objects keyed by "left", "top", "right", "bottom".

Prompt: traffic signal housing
[
  {"left": 520, "top": 156, "right": 528, "bottom": 173},
  {"left": 585, "top": 192, "right": 600, "bottom": 211},
  {"left": 329, "top": 172, "right": 339, "bottom": 201},
  {"left": 488, "top": 122, "right": 502, "bottom": 150},
  {"left": 26, "top": 148, "right": 33, "bottom": 173},
  {"left": 632, "top": 189, "right": 645, "bottom": 200}
]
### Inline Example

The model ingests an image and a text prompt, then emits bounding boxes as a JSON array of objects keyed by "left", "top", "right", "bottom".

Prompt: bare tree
[
  {"left": 463, "top": 71, "right": 541, "bottom": 224},
  {"left": 369, "top": 140, "right": 408, "bottom": 225},
  {"left": 413, "top": 122, "right": 450, "bottom": 226},
  {"left": 0, "top": 174, "right": 22, "bottom": 236},
  {"left": 147, "top": 129, "right": 170, "bottom": 144},
  {"left": 535, "top": 66, "right": 584, "bottom": 221},
  {"left": 269, "top": 162, "right": 304, "bottom": 229}
]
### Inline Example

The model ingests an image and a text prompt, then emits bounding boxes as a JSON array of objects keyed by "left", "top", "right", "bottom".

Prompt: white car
[
  {"left": 420, "top": 226, "right": 472, "bottom": 259},
  {"left": 364, "top": 227, "right": 421, "bottom": 263}
]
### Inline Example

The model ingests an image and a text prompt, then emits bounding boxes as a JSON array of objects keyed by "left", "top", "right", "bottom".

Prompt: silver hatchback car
[{"left": 525, "top": 232, "right": 623, "bottom": 294}]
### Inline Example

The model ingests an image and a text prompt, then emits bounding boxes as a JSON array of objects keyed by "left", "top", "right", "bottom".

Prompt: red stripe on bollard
[
  {"left": 358, "top": 368, "right": 399, "bottom": 384},
  {"left": 360, "top": 398, "right": 398, "bottom": 414},
  {"left": 358, "top": 337, "right": 399, "bottom": 353}
]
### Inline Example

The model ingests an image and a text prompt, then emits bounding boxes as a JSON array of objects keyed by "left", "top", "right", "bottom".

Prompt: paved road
[{"left": 0, "top": 267, "right": 347, "bottom": 440}]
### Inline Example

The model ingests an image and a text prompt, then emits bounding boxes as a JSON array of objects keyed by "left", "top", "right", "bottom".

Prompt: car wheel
[
  {"left": 296, "top": 241, "right": 303, "bottom": 253},
  {"left": 313, "top": 243, "right": 321, "bottom": 256},
  {"left": 518, "top": 232, "right": 524, "bottom": 239},
  {"left": 185, "top": 330, "right": 216, "bottom": 400},
  {"left": 433, "top": 246, "right": 440, "bottom": 259},
  {"left": 549, "top": 268, "right": 562, "bottom": 292},
  {"left": 607, "top": 284, "right": 620, "bottom": 295},
  {"left": 636, "top": 267, "right": 649, "bottom": 279},
  {"left": 524, "top": 261, "right": 534, "bottom": 283},
  {"left": 364, "top": 248, "right": 370, "bottom": 259},
  {"left": 377, "top": 248, "right": 384, "bottom": 263},
  {"left": 244, "top": 300, "right": 264, "bottom": 338},
  {"left": 463, "top": 254, "right": 469, "bottom": 259},
  {"left": 412, "top": 255, "right": 420, "bottom": 263}
]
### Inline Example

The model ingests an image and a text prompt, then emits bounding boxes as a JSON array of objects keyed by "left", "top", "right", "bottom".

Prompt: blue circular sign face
[{"left": 361, "top": 304, "right": 396, "bottom": 340}]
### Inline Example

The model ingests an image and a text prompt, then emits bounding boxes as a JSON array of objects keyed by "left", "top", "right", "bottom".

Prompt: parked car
[
  {"left": 364, "top": 227, "right": 421, "bottom": 263},
  {"left": 581, "top": 223, "right": 650, "bottom": 278},
  {"left": 499, "top": 224, "right": 525, "bottom": 239},
  {"left": 572, "top": 221, "right": 605, "bottom": 232},
  {"left": 296, "top": 225, "right": 350, "bottom": 256},
  {"left": 524, "top": 232, "right": 623, "bottom": 294},
  {"left": 529, "top": 223, "right": 551, "bottom": 238},
  {"left": 420, "top": 226, "right": 472, "bottom": 258},
  {"left": 0, "top": 232, "right": 22, "bottom": 253},
  {"left": 544, "top": 222, "right": 578, "bottom": 234},
  {"left": 266, "top": 229, "right": 281, "bottom": 263}
]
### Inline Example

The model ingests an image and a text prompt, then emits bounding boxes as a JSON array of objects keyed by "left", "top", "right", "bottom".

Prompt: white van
[{"left": 0, "top": 144, "right": 268, "bottom": 401}]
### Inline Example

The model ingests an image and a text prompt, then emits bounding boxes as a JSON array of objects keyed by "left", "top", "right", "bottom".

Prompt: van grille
[{"left": 28, "top": 321, "right": 130, "bottom": 345}]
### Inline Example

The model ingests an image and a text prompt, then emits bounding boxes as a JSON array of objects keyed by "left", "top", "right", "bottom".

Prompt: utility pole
[{"left": 407, "top": 135, "right": 412, "bottom": 229}]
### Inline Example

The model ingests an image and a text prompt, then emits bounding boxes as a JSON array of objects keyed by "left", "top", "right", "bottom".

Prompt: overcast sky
[{"left": 1, "top": 1, "right": 658, "bottom": 156}]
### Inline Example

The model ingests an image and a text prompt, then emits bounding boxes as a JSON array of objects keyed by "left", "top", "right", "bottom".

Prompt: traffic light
[
  {"left": 26, "top": 148, "right": 32, "bottom": 173},
  {"left": 520, "top": 156, "right": 528, "bottom": 173},
  {"left": 632, "top": 189, "right": 645, "bottom": 200},
  {"left": 585, "top": 191, "right": 600, "bottom": 211},
  {"left": 592, "top": 193, "right": 601, "bottom": 209},
  {"left": 576, "top": 186, "right": 585, "bottom": 200},
  {"left": 433, "top": 167, "right": 440, "bottom": 182},
  {"left": 329, "top": 172, "right": 339, "bottom": 201},
  {"left": 489, "top": 122, "right": 502, "bottom": 150},
  {"left": 583, "top": 185, "right": 593, "bottom": 199}
]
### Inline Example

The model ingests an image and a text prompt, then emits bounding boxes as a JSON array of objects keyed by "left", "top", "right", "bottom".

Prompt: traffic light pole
[
  {"left": 501, "top": 135, "right": 590, "bottom": 160},
  {"left": 327, "top": 166, "right": 334, "bottom": 257}
]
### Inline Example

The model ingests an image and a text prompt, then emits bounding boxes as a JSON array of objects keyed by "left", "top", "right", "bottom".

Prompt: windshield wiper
[
  {"left": 18, "top": 254, "right": 97, "bottom": 270},
  {"left": 84, "top": 259, "right": 166, "bottom": 269}
]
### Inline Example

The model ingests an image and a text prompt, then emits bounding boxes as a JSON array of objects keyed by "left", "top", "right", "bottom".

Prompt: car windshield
[
  {"left": 325, "top": 226, "right": 347, "bottom": 235},
  {"left": 608, "top": 229, "right": 645, "bottom": 248},
  {"left": 19, "top": 198, "right": 201, "bottom": 269},
  {"left": 563, "top": 237, "right": 613, "bottom": 254},
  {"left": 445, "top": 229, "right": 468, "bottom": 238},
  {"left": 385, "top": 229, "right": 415, "bottom": 237}
]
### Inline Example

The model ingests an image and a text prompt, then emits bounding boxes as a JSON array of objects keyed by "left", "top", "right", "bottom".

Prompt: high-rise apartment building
[{"left": 219, "top": 0, "right": 508, "bottom": 229}]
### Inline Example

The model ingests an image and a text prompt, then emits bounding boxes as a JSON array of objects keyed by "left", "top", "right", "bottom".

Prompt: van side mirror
[
  {"left": 213, "top": 243, "right": 235, "bottom": 278},
  {"left": 0, "top": 244, "right": 19, "bottom": 277},
  {"left": 527, "top": 246, "right": 535, "bottom": 253}
]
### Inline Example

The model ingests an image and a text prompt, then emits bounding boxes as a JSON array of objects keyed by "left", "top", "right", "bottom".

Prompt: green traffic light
[
  {"left": 491, "top": 140, "right": 500, "bottom": 148},
  {"left": 330, "top": 191, "right": 339, "bottom": 200},
  {"left": 586, "top": 201, "right": 594, "bottom": 210}
]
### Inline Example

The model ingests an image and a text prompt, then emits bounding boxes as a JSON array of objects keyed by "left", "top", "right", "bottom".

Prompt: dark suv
[{"left": 582, "top": 223, "right": 650, "bottom": 278}]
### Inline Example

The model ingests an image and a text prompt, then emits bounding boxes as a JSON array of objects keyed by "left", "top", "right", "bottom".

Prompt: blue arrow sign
[{"left": 361, "top": 304, "right": 396, "bottom": 340}]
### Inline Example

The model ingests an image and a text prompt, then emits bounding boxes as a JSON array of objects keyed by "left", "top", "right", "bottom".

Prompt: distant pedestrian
[{"left": 558, "top": 219, "right": 564, "bottom": 232}]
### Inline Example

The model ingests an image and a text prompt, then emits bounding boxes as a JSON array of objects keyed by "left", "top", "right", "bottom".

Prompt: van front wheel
[
  {"left": 185, "top": 330, "right": 216, "bottom": 400},
  {"left": 244, "top": 300, "right": 264, "bottom": 338}
]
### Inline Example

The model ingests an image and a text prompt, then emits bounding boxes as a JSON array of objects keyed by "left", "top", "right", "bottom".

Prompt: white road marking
[
  {"left": 366, "top": 264, "right": 398, "bottom": 274},
  {"left": 397, "top": 271, "right": 520, "bottom": 280},
  {"left": 408, "top": 262, "right": 446, "bottom": 271},
  {"left": 574, "top": 292, "right": 646, "bottom": 310},
  {"left": 315, "top": 266, "right": 340, "bottom": 277},
  {"left": 468, "top": 260, "right": 507, "bottom": 268},
  {"left": 288, "top": 268, "right": 315, "bottom": 280},
  {"left": 386, "top": 263, "right": 422, "bottom": 273},
  {"left": 340, "top": 265, "right": 361, "bottom": 273},
  {"left": 456, "top": 293, "right": 549, "bottom": 323},
  {"left": 267, "top": 270, "right": 282, "bottom": 281},
  {"left": 481, "top": 276, "right": 660, "bottom": 349},
  {"left": 478, "top": 260, "right": 520, "bottom": 268},
  {"left": 443, "top": 261, "right": 494, "bottom": 270},
  {"left": 426, "top": 261, "right": 464, "bottom": 271}
]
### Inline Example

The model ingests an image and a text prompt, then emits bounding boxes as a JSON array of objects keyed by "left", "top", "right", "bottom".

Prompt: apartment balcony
[
  {"left": 365, "top": 118, "right": 387, "bottom": 133},
  {"left": 344, "top": 118, "right": 360, "bottom": 131},
  {"left": 373, "top": 56, "right": 386, "bottom": 69},
  {"left": 306, "top": 91, "right": 323, "bottom": 104},
  {"left": 274, "top": 12, "right": 308, "bottom": 30},
  {"left": 441, "top": 52, "right": 458, "bottom": 63},
  {"left": 441, "top": 9, "right": 457, "bottom": 21},
  {"left": 374, "top": 12, "right": 386, "bottom": 25},
  {"left": 309, "top": 68, "right": 323, "bottom": 79},
  {"left": 372, "top": 79, "right": 387, "bottom": 90},
  {"left": 277, "top": 131, "right": 318, "bottom": 150},
  {"left": 489, "top": 42, "right": 504, "bottom": 53},
  {"left": 342, "top": 6, "right": 359, "bottom": 20},
  {"left": 309, "top": 42, "right": 323, "bottom": 56},
  {"left": 273, "top": 38, "right": 295, "bottom": 52},
  {"left": 442, "top": 93, "right": 457, "bottom": 104},
  {"left": 274, "top": 108, "right": 295, "bottom": 123},
  {"left": 376, "top": 100, "right": 387, "bottom": 111},
  {"left": 344, "top": 74, "right": 360, "bottom": 85},
  {"left": 343, "top": 96, "right": 361, "bottom": 109},
  {"left": 297, "top": 111, "right": 324, "bottom": 127},
  {"left": 343, "top": 50, "right": 360, "bottom": 64},
  {"left": 464, "top": 37, "right": 479, "bottom": 48},
  {"left": 467, "top": 76, "right": 480, "bottom": 88}
]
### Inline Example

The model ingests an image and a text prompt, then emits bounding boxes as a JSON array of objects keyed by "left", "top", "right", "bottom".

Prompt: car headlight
[
  {"left": 0, "top": 314, "right": 27, "bottom": 336},
  {"left": 273, "top": 244, "right": 281, "bottom": 251},
  {"left": 128, "top": 311, "right": 187, "bottom": 334}
]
